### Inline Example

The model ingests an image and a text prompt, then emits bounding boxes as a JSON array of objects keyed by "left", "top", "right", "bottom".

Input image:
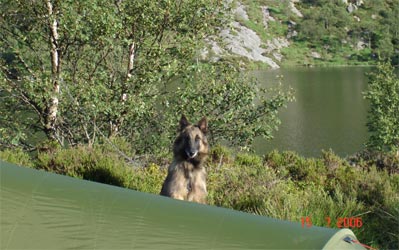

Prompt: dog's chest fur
[{"left": 171, "top": 161, "right": 201, "bottom": 192}]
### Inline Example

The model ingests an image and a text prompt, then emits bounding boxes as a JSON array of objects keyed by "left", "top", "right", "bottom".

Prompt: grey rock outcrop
[
  {"left": 201, "top": 1, "right": 298, "bottom": 69},
  {"left": 261, "top": 6, "right": 275, "bottom": 29},
  {"left": 289, "top": 0, "right": 303, "bottom": 18},
  {"left": 234, "top": 2, "right": 249, "bottom": 21},
  {"left": 221, "top": 21, "right": 280, "bottom": 69}
]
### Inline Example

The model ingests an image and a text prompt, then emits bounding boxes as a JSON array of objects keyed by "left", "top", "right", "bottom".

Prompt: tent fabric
[{"left": 0, "top": 160, "right": 365, "bottom": 250}]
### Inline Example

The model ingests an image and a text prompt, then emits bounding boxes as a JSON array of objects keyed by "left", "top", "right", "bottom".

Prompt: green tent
[{"left": 0, "top": 160, "right": 366, "bottom": 249}]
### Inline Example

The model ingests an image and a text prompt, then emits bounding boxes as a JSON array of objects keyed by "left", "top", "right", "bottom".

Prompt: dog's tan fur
[{"left": 160, "top": 115, "right": 209, "bottom": 204}]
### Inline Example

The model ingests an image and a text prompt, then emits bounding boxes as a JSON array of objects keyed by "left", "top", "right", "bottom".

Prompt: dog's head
[{"left": 174, "top": 115, "right": 208, "bottom": 162}]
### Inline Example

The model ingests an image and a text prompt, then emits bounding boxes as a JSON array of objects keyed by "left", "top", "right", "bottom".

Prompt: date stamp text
[{"left": 301, "top": 216, "right": 363, "bottom": 228}]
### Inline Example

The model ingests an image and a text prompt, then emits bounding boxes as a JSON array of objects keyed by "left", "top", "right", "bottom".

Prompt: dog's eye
[{"left": 195, "top": 135, "right": 200, "bottom": 141}]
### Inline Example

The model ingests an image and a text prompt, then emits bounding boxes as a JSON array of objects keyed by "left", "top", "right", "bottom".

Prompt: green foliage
[
  {"left": 209, "top": 144, "right": 233, "bottom": 164},
  {"left": 294, "top": 0, "right": 399, "bottom": 65},
  {"left": 235, "top": 153, "right": 262, "bottom": 168},
  {"left": 227, "top": 0, "right": 399, "bottom": 67},
  {"left": 0, "top": 148, "right": 32, "bottom": 167},
  {"left": 127, "top": 163, "right": 167, "bottom": 194},
  {"left": 322, "top": 149, "right": 345, "bottom": 170},
  {"left": 297, "top": 1, "right": 350, "bottom": 47},
  {"left": 238, "top": 0, "right": 289, "bottom": 41},
  {"left": 0, "top": 0, "right": 223, "bottom": 147},
  {"left": 0, "top": 0, "right": 292, "bottom": 156},
  {"left": 349, "top": 150, "right": 399, "bottom": 174},
  {"left": 36, "top": 145, "right": 130, "bottom": 186},
  {"left": 363, "top": 62, "right": 399, "bottom": 154},
  {"left": 159, "top": 63, "right": 294, "bottom": 151},
  {"left": 211, "top": 148, "right": 398, "bottom": 250}
]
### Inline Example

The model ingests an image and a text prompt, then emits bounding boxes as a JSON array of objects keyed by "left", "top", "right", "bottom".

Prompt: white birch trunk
[
  {"left": 109, "top": 42, "right": 135, "bottom": 137},
  {"left": 45, "top": 0, "right": 60, "bottom": 139}
]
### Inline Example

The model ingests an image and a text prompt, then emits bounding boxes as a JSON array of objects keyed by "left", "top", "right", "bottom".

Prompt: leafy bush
[
  {"left": 364, "top": 62, "right": 399, "bottom": 156},
  {"left": 0, "top": 148, "right": 32, "bottom": 167},
  {"left": 35, "top": 145, "right": 132, "bottom": 186},
  {"left": 157, "top": 62, "right": 294, "bottom": 152},
  {"left": 209, "top": 144, "right": 233, "bottom": 165},
  {"left": 127, "top": 163, "right": 167, "bottom": 194},
  {"left": 349, "top": 150, "right": 399, "bottom": 174},
  {"left": 235, "top": 153, "right": 263, "bottom": 168}
]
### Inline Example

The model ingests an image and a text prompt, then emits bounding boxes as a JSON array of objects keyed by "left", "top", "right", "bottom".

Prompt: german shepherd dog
[{"left": 160, "top": 115, "right": 209, "bottom": 204}]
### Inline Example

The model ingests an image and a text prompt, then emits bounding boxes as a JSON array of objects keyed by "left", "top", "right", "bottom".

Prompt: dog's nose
[{"left": 185, "top": 149, "right": 198, "bottom": 159}]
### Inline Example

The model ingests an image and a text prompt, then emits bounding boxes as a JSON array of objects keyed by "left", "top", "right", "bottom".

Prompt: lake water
[{"left": 252, "top": 67, "right": 372, "bottom": 157}]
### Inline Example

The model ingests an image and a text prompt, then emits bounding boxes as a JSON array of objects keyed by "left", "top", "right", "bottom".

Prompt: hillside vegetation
[{"left": 210, "top": 0, "right": 399, "bottom": 67}]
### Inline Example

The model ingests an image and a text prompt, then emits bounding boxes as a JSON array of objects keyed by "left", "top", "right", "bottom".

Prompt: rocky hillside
[{"left": 202, "top": 0, "right": 399, "bottom": 68}]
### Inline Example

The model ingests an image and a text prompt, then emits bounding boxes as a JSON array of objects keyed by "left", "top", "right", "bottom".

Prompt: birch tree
[
  {"left": 0, "top": 0, "right": 221, "bottom": 148},
  {"left": 1, "top": 0, "right": 64, "bottom": 146}
]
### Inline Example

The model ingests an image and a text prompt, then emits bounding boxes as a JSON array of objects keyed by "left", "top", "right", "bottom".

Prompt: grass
[
  {"left": 1, "top": 144, "right": 398, "bottom": 249},
  {"left": 280, "top": 42, "right": 376, "bottom": 67}
]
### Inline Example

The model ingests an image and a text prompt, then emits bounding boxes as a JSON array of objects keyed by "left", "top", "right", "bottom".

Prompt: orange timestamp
[{"left": 301, "top": 216, "right": 363, "bottom": 229}]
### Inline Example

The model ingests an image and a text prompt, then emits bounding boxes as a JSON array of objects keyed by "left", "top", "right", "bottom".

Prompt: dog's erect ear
[
  {"left": 179, "top": 114, "right": 190, "bottom": 131},
  {"left": 198, "top": 117, "right": 207, "bottom": 134}
]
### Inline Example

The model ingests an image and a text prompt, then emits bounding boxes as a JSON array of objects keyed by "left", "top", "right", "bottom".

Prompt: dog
[{"left": 160, "top": 115, "right": 209, "bottom": 204}]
